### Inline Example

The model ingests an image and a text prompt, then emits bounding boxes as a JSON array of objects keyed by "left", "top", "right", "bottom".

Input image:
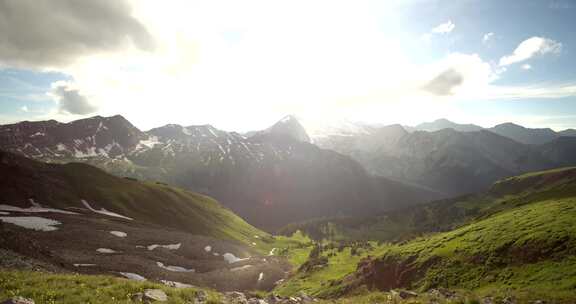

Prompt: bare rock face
[{"left": 1, "top": 297, "right": 35, "bottom": 304}]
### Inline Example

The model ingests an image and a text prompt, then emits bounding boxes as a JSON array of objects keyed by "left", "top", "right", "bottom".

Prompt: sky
[{"left": 0, "top": 0, "right": 576, "bottom": 132}]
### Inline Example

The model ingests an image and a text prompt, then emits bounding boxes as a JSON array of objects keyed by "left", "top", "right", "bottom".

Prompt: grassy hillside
[
  {"left": 280, "top": 167, "right": 576, "bottom": 243},
  {"left": 0, "top": 270, "right": 221, "bottom": 304},
  {"left": 0, "top": 150, "right": 267, "bottom": 249},
  {"left": 274, "top": 167, "right": 576, "bottom": 303}
]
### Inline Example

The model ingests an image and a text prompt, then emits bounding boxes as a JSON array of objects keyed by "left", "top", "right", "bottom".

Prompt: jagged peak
[
  {"left": 267, "top": 115, "right": 310, "bottom": 143},
  {"left": 278, "top": 114, "right": 298, "bottom": 124}
]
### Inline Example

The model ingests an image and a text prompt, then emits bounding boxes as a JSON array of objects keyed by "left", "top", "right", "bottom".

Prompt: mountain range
[
  {"left": 0, "top": 115, "right": 437, "bottom": 230},
  {"left": 411, "top": 118, "right": 576, "bottom": 145},
  {"left": 316, "top": 118, "right": 576, "bottom": 196},
  {"left": 3, "top": 115, "right": 576, "bottom": 227}
]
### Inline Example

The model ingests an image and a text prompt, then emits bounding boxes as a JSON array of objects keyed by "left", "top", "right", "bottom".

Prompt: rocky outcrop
[
  {"left": 1, "top": 297, "right": 35, "bottom": 304},
  {"left": 221, "top": 292, "right": 317, "bottom": 304}
]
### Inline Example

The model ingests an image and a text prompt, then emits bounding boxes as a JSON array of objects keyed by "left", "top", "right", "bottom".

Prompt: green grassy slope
[
  {"left": 0, "top": 270, "right": 222, "bottom": 304},
  {"left": 353, "top": 197, "right": 576, "bottom": 299},
  {"left": 0, "top": 150, "right": 267, "bottom": 248},
  {"left": 280, "top": 167, "right": 576, "bottom": 243},
  {"left": 275, "top": 167, "right": 576, "bottom": 302}
]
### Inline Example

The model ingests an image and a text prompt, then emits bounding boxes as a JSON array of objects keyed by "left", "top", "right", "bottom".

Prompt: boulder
[
  {"left": 428, "top": 288, "right": 456, "bottom": 299},
  {"left": 482, "top": 297, "right": 495, "bottom": 304},
  {"left": 131, "top": 292, "right": 144, "bottom": 302},
  {"left": 391, "top": 290, "right": 417, "bottom": 299},
  {"left": 1, "top": 297, "right": 35, "bottom": 304},
  {"left": 266, "top": 294, "right": 282, "bottom": 304},
  {"left": 224, "top": 291, "right": 248, "bottom": 304},
  {"left": 191, "top": 290, "right": 209, "bottom": 304},
  {"left": 297, "top": 292, "right": 313, "bottom": 303},
  {"left": 143, "top": 289, "right": 168, "bottom": 302}
]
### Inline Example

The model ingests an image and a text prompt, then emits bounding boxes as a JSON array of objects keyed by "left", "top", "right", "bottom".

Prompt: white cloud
[
  {"left": 521, "top": 64, "right": 532, "bottom": 70},
  {"left": 431, "top": 20, "right": 455, "bottom": 34},
  {"left": 20, "top": 106, "right": 29, "bottom": 112},
  {"left": 499, "top": 37, "right": 562, "bottom": 66},
  {"left": 482, "top": 32, "right": 494, "bottom": 44}
]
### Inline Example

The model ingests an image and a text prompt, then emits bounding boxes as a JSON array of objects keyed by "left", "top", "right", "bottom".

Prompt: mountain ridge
[{"left": 0, "top": 115, "right": 439, "bottom": 231}]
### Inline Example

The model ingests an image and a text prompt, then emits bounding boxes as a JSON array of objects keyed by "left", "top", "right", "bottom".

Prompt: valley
[{"left": 1, "top": 116, "right": 576, "bottom": 303}]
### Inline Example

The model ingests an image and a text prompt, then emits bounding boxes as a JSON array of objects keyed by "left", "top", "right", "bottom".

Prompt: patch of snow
[
  {"left": 30, "top": 132, "right": 45, "bottom": 137},
  {"left": 182, "top": 126, "right": 192, "bottom": 135},
  {"left": 96, "top": 248, "right": 117, "bottom": 254},
  {"left": 254, "top": 235, "right": 260, "bottom": 239},
  {"left": 147, "top": 243, "right": 181, "bottom": 251},
  {"left": 156, "top": 262, "right": 195, "bottom": 273},
  {"left": 119, "top": 272, "right": 146, "bottom": 281},
  {"left": 96, "top": 121, "right": 108, "bottom": 133},
  {"left": 29, "top": 199, "right": 40, "bottom": 207},
  {"left": 56, "top": 143, "right": 67, "bottom": 151},
  {"left": 0, "top": 204, "right": 78, "bottom": 215},
  {"left": 0, "top": 211, "right": 9, "bottom": 215},
  {"left": 213, "top": 252, "right": 220, "bottom": 256},
  {"left": 207, "top": 127, "right": 218, "bottom": 137},
  {"left": 74, "top": 264, "right": 96, "bottom": 267},
  {"left": 110, "top": 231, "right": 127, "bottom": 238},
  {"left": 0, "top": 216, "right": 61, "bottom": 231},
  {"left": 269, "top": 248, "right": 277, "bottom": 256},
  {"left": 230, "top": 265, "right": 253, "bottom": 272},
  {"left": 251, "top": 242, "right": 257, "bottom": 246},
  {"left": 161, "top": 280, "right": 193, "bottom": 288},
  {"left": 73, "top": 146, "right": 101, "bottom": 158},
  {"left": 81, "top": 200, "right": 133, "bottom": 221},
  {"left": 258, "top": 272, "right": 264, "bottom": 282},
  {"left": 223, "top": 253, "right": 249, "bottom": 264},
  {"left": 204, "top": 245, "right": 212, "bottom": 252},
  {"left": 139, "top": 136, "right": 161, "bottom": 148}
]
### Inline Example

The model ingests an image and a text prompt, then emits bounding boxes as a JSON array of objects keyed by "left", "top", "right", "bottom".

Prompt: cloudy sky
[{"left": 1, "top": 0, "right": 575, "bottom": 132}]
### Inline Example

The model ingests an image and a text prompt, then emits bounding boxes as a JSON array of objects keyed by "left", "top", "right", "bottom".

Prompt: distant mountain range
[
  {"left": 0, "top": 115, "right": 438, "bottom": 230},
  {"left": 410, "top": 118, "right": 576, "bottom": 145},
  {"left": 315, "top": 119, "right": 576, "bottom": 196},
  {"left": 3, "top": 115, "right": 576, "bottom": 227}
]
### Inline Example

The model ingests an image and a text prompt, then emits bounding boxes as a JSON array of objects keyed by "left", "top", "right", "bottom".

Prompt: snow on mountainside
[
  {"left": 0, "top": 115, "right": 438, "bottom": 230},
  {"left": 0, "top": 115, "right": 146, "bottom": 160}
]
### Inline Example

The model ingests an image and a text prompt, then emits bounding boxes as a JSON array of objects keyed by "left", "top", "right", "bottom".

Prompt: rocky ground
[
  {"left": 0, "top": 205, "right": 290, "bottom": 292},
  {"left": 1, "top": 291, "right": 319, "bottom": 304}
]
